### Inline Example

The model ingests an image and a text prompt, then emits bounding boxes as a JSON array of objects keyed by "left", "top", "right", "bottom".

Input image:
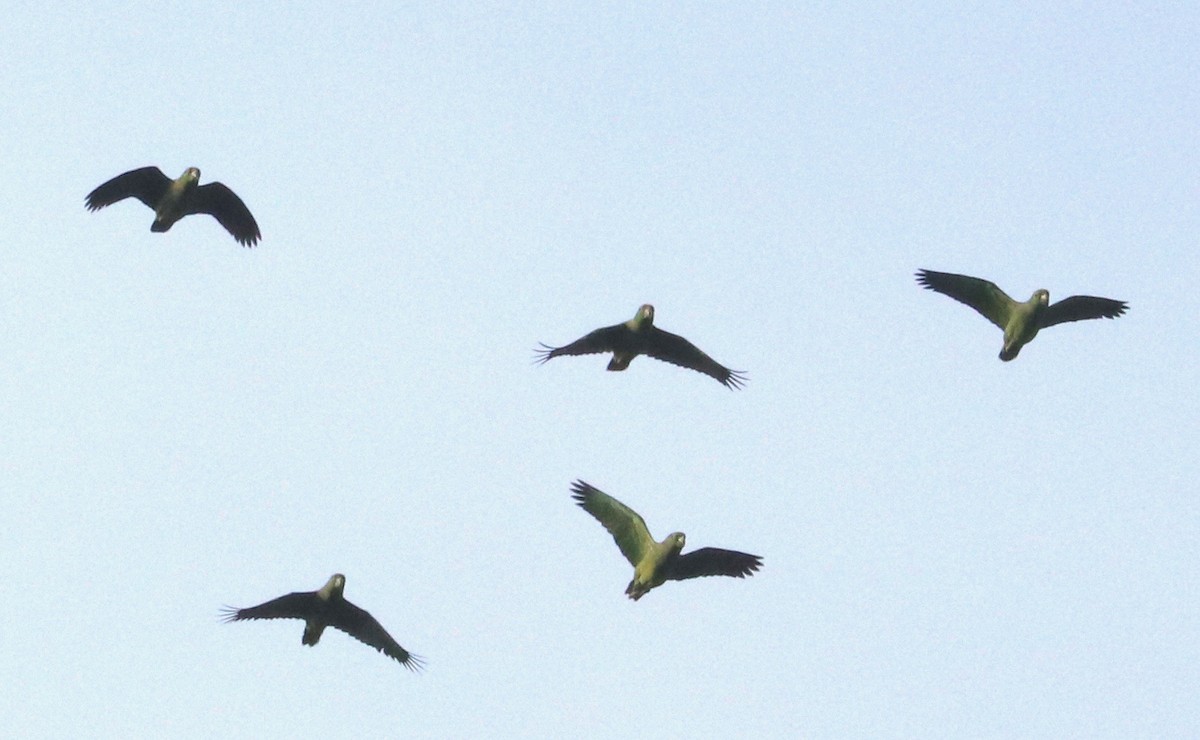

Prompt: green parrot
[
  {"left": 536, "top": 304, "right": 747, "bottom": 388},
  {"left": 222, "top": 574, "right": 423, "bottom": 670},
  {"left": 87, "top": 166, "right": 261, "bottom": 246},
  {"left": 571, "top": 480, "right": 762, "bottom": 600},
  {"left": 916, "top": 269, "right": 1127, "bottom": 360}
]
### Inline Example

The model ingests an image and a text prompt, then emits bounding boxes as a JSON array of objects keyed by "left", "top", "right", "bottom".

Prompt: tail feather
[
  {"left": 302, "top": 622, "right": 324, "bottom": 646},
  {"left": 606, "top": 354, "right": 633, "bottom": 372}
]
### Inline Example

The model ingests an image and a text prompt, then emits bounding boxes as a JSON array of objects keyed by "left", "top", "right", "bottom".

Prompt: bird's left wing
[
  {"left": 187, "top": 182, "right": 262, "bottom": 246},
  {"left": 534, "top": 324, "right": 627, "bottom": 364},
  {"left": 666, "top": 547, "right": 762, "bottom": 581},
  {"left": 85, "top": 167, "right": 172, "bottom": 211},
  {"left": 331, "top": 600, "right": 425, "bottom": 671},
  {"left": 1040, "top": 295, "right": 1128, "bottom": 328},
  {"left": 644, "top": 328, "right": 746, "bottom": 389},
  {"left": 915, "top": 269, "right": 1015, "bottom": 330},
  {"left": 220, "top": 591, "right": 317, "bottom": 622},
  {"left": 571, "top": 480, "right": 654, "bottom": 567}
]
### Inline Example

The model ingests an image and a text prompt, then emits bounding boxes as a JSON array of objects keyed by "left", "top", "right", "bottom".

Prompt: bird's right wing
[
  {"left": 188, "top": 182, "right": 262, "bottom": 247},
  {"left": 85, "top": 167, "right": 172, "bottom": 211},
  {"left": 1040, "top": 295, "right": 1128, "bottom": 328},
  {"left": 644, "top": 328, "right": 747, "bottom": 389},
  {"left": 570, "top": 480, "right": 653, "bottom": 567},
  {"left": 332, "top": 601, "right": 425, "bottom": 671},
  {"left": 915, "top": 269, "right": 1015, "bottom": 330},
  {"left": 220, "top": 591, "right": 317, "bottom": 622},
  {"left": 666, "top": 547, "right": 763, "bottom": 581},
  {"left": 534, "top": 324, "right": 628, "bottom": 364}
]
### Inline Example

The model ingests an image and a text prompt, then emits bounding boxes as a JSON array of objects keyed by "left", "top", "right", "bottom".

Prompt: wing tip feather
[
  {"left": 569, "top": 479, "right": 594, "bottom": 505},
  {"left": 722, "top": 369, "right": 749, "bottom": 389},
  {"left": 532, "top": 343, "right": 557, "bottom": 365}
]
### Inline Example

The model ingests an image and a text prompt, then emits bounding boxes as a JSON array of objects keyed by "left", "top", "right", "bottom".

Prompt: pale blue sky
[{"left": 3, "top": 3, "right": 1198, "bottom": 737}]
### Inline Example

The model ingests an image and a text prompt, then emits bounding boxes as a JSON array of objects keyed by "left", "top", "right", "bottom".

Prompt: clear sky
[{"left": 3, "top": 3, "right": 1198, "bottom": 737}]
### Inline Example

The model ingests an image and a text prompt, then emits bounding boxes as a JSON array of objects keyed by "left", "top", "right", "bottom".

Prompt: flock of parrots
[{"left": 86, "top": 165, "right": 1130, "bottom": 671}]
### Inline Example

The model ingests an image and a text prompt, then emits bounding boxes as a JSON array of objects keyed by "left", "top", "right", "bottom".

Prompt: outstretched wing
[
  {"left": 571, "top": 480, "right": 654, "bottom": 567},
  {"left": 329, "top": 600, "right": 424, "bottom": 671},
  {"left": 186, "top": 182, "right": 261, "bottom": 246},
  {"left": 220, "top": 591, "right": 318, "bottom": 622},
  {"left": 1040, "top": 295, "right": 1128, "bottom": 328},
  {"left": 644, "top": 327, "right": 746, "bottom": 389},
  {"left": 85, "top": 167, "right": 172, "bottom": 211},
  {"left": 534, "top": 324, "right": 629, "bottom": 364},
  {"left": 666, "top": 547, "right": 762, "bottom": 581},
  {"left": 916, "top": 269, "right": 1016, "bottom": 330}
]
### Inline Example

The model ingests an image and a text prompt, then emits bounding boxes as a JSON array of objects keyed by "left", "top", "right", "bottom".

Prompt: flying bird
[
  {"left": 221, "top": 574, "right": 423, "bottom": 670},
  {"left": 915, "top": 269, "right": 1128, "bottom": 361},
  {"left": 571, "top": 480, "right": 762, "bottom": 600},
  {"left": 535, "top": 304, "right": 746, "bottom": 388},
  {"left": 86, "top": 166, "right": 261, "bottom": 246}
]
